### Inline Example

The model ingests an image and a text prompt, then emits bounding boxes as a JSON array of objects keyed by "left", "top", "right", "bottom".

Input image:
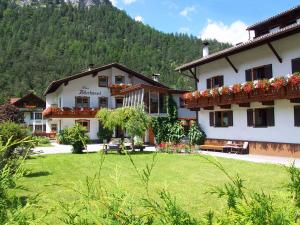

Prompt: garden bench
[{"left": 200, "top": 145, "right": 224, "bottom": 152}]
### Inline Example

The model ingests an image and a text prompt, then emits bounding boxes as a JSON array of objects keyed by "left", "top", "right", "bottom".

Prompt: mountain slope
[{"left": 0, "top": 0, "right": 230, "bottom": 102}]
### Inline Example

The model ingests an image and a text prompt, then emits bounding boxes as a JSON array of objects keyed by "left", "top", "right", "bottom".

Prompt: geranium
[
  {"left": 232, "top": 84, "right": 241, "bottom": 94},
  {"left": 182, "top": 92, "right": 192, "bottom": 100},
  {"left": 218, "top": 86, "right": 232, "bottom": 95},
  {"left": 242, "top": 82, "right": 254, "bottom": 94},
  {"left": 270, "top": 76, "right": 287, "bottom": 89},
  {"left": 201, "top": 90, "right": 211, "bottom": 97},
  {"left": 193, "top": 91, "right": 201, "bottom": 99},
  {"left": 210, "top": 88, "right": 219, "bottom": 97},
  {"left": 254, "top": 79, "right": 270, "bottom": 90},
  {"left": 288, "top": 73, "right": 300, "bottom": 86}
]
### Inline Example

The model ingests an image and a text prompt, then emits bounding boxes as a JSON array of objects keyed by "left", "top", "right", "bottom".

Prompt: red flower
[
  {"left": 202, "top": 90, "right": 210, "bottom": 97},
  {"left": 270, "top": 77, "right": 287, "bottom": 90},
  {"left": 288, "top": 74, "right": 300, "bottom": 86},
  {"left": 242, "top": 82, "right": 253, "bottom": 94},
  {"left": 232, "top": 84, "right": 241, "bottom": 94}
]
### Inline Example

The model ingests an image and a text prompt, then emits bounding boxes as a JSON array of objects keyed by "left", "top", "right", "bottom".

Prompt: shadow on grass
[{"left": 24, "top": 171, "right": 51, "bottom": 178}]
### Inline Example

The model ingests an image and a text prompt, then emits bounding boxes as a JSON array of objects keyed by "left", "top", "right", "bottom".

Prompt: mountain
[{"left": 0, "top": 0, "right": 230, "bottom": 103}]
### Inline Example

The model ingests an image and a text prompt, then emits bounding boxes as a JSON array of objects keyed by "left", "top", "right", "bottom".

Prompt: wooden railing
[
  {"left": 185, "top": 84, "right": 300, "bottom": 109},
  {"left": 43, "top": 107, "right": 99, "bottom": 118},
  {"left": 109, "top": 84, "right": 131, "bottom": 96}
]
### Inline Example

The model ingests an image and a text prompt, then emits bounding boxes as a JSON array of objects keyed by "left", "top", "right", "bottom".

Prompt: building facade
[
  {"left": 43, "top": 63, "right": 195, "bottom": 143},
  {"left": 10, "top": 92, "right": 47, "bottom": 133},
  {"left": 176, "top": 6, "right": 300, "bottom": 157}
]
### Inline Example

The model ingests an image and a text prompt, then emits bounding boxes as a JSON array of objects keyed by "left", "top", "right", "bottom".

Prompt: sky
[{"left": 110, "top": 0, "right": 300, "bottom": 44}]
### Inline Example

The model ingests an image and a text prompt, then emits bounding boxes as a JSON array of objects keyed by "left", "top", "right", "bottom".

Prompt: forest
[{"left": 0, "top": 0, "right": 230, "bottom": 103}]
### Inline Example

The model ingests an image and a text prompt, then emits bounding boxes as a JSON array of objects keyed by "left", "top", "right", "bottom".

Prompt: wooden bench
[{"left": 200, "top": 145, "right": 224, "bottom": 152}]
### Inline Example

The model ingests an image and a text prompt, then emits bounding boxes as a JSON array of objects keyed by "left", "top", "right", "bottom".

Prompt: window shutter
[
  {"left": 294, "top": 106, "right": 300, "bottom": 127},
  {"left": 267, "top": 107, "right": 275, "bottom": 126},
  {"left": 228, "top": 111, "right": 233, "bottom": 126},
  {"left": 264, "top": 64, "right": 273, "bottom": 79},
  {"left": 292, "top": 58, "right": 300, "bottom": 73},
  {"left": 247, "top": 109, "right": 254, "bottom": 127},
  {"left": 207, "top": 78, "right": 212, "bottom": 89},
  {"left": 209, "top": 112, "right": 214, "bottom": 126},
  {"left": 245, "top": 69, "right": 252, "bottom": 81},
  {"left": 219, "top": 76, "right": 224, "bottom": 86}
]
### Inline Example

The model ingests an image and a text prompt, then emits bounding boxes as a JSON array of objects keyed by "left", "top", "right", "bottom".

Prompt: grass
[{"left": 18, "top": 152, "right": 291, "bottom": 223}]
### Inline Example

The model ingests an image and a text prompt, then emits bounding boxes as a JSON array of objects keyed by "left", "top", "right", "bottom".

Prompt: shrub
[
  {"left": 32, "top": 136, "right": 51, "bottom": 146},
  {"left": 0, "top": 122, "right": 32, "bottom": 171},
  {"left": 188, "top": 123, "right": 206, "bottom": 145},
  {"left": 168, "top": 122, "right": 185, "bottom": 143},
  {"left": 97, "top": 123, "right": 113, "bottom": 143},
  {"left": 0, "top": 104, "right": 24, "bottom": 124},
  {"left": 57, "top": 129, "right": 72, "bottom": 145}
]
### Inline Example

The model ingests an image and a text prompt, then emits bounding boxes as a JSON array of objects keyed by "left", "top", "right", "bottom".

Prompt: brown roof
[
  {"left": 44, "top": 63, "right": 169, "bottom": 95},
  {"left": 11, "top": 92, "right": 45, "bottom": 108},
  {"left": 247, "top": 5, "right": 300, "bottom": 30},
  {"left": 176, "top": 22, "right": 300, "bottom": 72}
]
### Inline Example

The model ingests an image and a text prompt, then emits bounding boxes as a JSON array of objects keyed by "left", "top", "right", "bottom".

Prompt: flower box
[
  {"left": 249, "top": 89, "right": 266, "bottom": 101},
  {"left": 233, "top": 92, "right": 249, "bottom": 104},
  {"left": 286, "top": 84, "right": 300, "bottom": 99},
  {"left": 208, "top": 96, "right": 220, "bottom": 106},
  {"left": 198, "top": 97, "right": 209, "bottom": 107},
  {"left": 219, "top": 94, "right": 234, "bottom": 105},
  {"left": 265, "top": 87, "right": 286, "bottom": 100}
]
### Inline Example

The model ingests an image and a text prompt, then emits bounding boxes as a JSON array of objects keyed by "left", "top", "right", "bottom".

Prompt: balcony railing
[
  {"left": 183, "top": 74, "right": 300, "bottom": 109},
  {"left": 43, "top": 107, "right": 99, "bottom": 118},
  {"left": 109, "top": 84, "right": 131, "bottom": 96}
]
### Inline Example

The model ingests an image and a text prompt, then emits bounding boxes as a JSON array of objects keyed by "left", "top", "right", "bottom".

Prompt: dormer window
[{"left": 115, "top": 76, "right": 125, "bottom": 84}]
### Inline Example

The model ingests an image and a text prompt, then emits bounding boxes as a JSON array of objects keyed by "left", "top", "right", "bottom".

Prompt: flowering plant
[
  {"left": 270, "top": 76, "right": 287, "bottom": 89},
  {"left": 288, "top": 73, "right": 300, "bottom": 86},
  {"left": 182, "top": 92, "right": 192, "bottom": 100},
  {"left": 218, "top": 86, "right": 232, "bottom": 95},
  {"left": 254, "top": 79, "right": 270, "bottom": 90},
  {"left": 210, "top": 88, "right": 219, "bottom": 97},
  {"left": 201, "top": 90, "right": 211, "bottom": 97},
  {"left": 193, "top": 91, "right": 201, "bottom": 99},
  {"left": 232, "top": 84, "right": 241, "bottom": 94},
  {"left": 242, "top": 82, "right": 253, "bottom": 94},
  {"left": 109, "top": 84, "right": 130, "bottom": 88}
]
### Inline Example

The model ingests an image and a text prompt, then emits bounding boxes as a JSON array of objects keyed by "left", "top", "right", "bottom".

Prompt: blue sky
[{"left": 110, "top": 0, "right": 300, "bottom": 44}]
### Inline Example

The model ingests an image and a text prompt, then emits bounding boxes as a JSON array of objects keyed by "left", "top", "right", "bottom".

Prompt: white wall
[
  {"left": 198, "top": 100, "right": 300, "bottom": 144},
  {"left": 172, "top": 94, "right": 196, "bottom": 119},
  {"left": 194, "top": 33, "right": 300, "bottom": 144}
]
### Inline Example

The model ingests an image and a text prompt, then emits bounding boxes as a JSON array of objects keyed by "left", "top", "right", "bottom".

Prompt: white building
[
  {"left": 10, "top": 92, "right": 47, "bottom": 133},
  {"left": 176, "top": 6, "right": 300, "bottom": 157},
  {"left": 43, "top": 63, "right": 195, "bottom": 143}
]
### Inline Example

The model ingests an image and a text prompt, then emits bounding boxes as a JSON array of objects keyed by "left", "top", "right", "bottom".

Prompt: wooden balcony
[
  {"left": 42, "top": 107, "right": 99, "bottom": 118},
  {"left": 109, "top": 84, "right": 131, "bottom": 96},
  {"left": 184, "top": 84, "right": 300, "bottom": 110}
]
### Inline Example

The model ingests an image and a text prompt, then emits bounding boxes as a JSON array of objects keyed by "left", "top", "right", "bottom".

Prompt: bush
[
  {"left": 57, "top": 129, "right": 72, "bottom": 145},
  {"left": 0, "top": 122, "right": 32, "bottom": 171},
  {"left": 59, "top": 124, "right": 89, "bottom": 154},
  {"left": 32, "top": 136, "right": 51, "bottom": 146},
  {"left": 188, "top": 123, "right": 206, "bottom": 145},
  {"left": 97, "top": 123, "right": 113, "bottom": 143}
]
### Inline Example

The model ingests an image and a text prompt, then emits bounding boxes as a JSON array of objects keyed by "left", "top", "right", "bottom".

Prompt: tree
[
  {"left": 0, "top": 104, "right": 24, "bottom": 124},
  {"left": 96, "top": 107, "right": 151, "bottom": 150}
]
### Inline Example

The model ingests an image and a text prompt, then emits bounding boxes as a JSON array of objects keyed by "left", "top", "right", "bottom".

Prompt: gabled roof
[
  {"left": 247, "top": 5, "right": 300, "bottom": 30},
  {"left": 44, "top": 63, "right": 169, "bottom": 95},
  {"left": 11, "top": 92, "right": 45, "bottom": 108},
  {"left": 176, "top": 22, "right": 300, "bottom": 72}
]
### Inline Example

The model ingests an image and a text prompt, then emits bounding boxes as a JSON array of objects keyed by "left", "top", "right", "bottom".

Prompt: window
[
  {"left": 75, "top": 120, "right": 90, "bottom": 132},
  {"left": 179, "top": 97, "right": 185, "bottom": 108},
  {"left": 245, "top": 64, "right": 273, "bottom": 81},
  {"left": 51, "top": 124, "right": 57, "bottom": 132},
  {"left": 115, "top": 76, "right": 125, "bottom": 84},
  {"left": 98, "top": 76, "right": 108, "bottom": 87},
  {"left": 247, "top": 108, "right": 275, "bottom": 127},
  {"left": 115, "top": 98, "right": 123, "bottom": 108},
  {"left": 144, "top": 91, "right": 150, "bottom": 113},
  {"left": 30, "top": 112, "right": 42, "bottom": 120},
  {"left": 295, "top": 106, "right": 300, "bottom": 127},
  {"left": 207, "top": 76, "right": 224, "bottom": 89},
  {"left": 159, "top": 93, "right": 167, "bottom": 113},
  {"left": 99, "top": 97, "right": 108, "bottom": 108},
  {"left": 34, "top": 125, "right": 43, "bottom": 132},
  {"left": 150, "top": 92, "right": 159, "bottom": 114},
  {"left": 75, "top": 96, "right": 90, "bottom": 108},
  {"left": 292, "top": 58, "right": 300, "bottom": 73},
  {"left": 209, "top": 111, "right": 233, "bottom": 127}
]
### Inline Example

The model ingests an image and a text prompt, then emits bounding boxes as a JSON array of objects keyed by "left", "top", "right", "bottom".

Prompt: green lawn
[{"left": 18, "top": 152, "right": 290, "bottom": 223}]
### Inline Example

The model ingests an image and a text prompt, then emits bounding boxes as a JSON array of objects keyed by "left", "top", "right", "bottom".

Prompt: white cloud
[
  {"left": 178, "top": 27, "right": 190, "bottom": 34},
  {"left": 179, "top": 6, "right": 196, "bottom": 19},
  {"left": 122, "top": 0, "right": 137, "bottom": 5},
  {"left": 199, "top": 20, "right": 249, "bottom": 44},
  {"left": 134, "top": 15, "right": 143, "bottom": 22},
  {"left": 110, "top": 0, "right": 117, "bottom": 6}
]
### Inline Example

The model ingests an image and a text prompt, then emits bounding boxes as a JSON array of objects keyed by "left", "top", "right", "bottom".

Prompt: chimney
[
  {"left": 202, "top": 41, "right": 209, "bottom": 57},
  {"left": 152, "top": 73, "right": 160, "bottom": 82},
  {"left": 88, "top": 63, "right": 95, "bottom": 71}
]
